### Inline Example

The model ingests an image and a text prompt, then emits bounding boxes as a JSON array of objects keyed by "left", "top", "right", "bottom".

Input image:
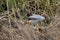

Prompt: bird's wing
[{"left": 29, "top": 15, "right": 42, "bottom": 20}]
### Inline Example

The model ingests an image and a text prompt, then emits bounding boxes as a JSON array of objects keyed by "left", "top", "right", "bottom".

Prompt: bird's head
[{"left": 40, "top": 16, "right": 45, "bottom": 21}]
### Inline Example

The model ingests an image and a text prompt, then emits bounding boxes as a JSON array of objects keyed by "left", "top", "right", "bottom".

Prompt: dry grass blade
[{"left": 0, "top": 0, "right": 60, "bottom": 40}]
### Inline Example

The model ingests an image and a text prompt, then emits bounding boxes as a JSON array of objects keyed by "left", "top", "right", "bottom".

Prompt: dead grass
[
  {"left": 0, "top": 13, "right": 60, "bottom": 40},
  {"left": 0, "top": 0, "right": 60, "bottom": 40}
]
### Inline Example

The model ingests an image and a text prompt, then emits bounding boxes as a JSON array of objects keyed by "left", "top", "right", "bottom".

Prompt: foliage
[{"left": 0, "top": 0, "right": 60, "bottom": 25}]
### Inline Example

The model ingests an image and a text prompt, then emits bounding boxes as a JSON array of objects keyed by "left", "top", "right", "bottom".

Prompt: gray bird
[{"left": 27, "top": 14, "right": 45, "bottom": 25}]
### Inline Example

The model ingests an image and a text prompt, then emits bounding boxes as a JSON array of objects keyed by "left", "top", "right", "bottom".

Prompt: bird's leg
[{"left": 36, "top": 24, "right": 40, "bottom": 28}]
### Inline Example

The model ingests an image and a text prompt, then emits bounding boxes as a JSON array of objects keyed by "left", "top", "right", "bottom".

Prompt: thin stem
[
  {"left": 14, "top": 0, "right": 17, "bottom": 9},
  {"left": 6, "top": 0, "right": 11, "bottom": 27}
]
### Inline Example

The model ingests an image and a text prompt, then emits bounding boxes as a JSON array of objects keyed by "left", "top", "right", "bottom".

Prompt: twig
[
  {"left": 0, "top": 16, "right": 6, "bottom": 20},
  {"left": 6, "top": 0, "right": 11, "bottom": 27},
  {"left": 14, "top": 0, "right": 17, "bottom": 9}
]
